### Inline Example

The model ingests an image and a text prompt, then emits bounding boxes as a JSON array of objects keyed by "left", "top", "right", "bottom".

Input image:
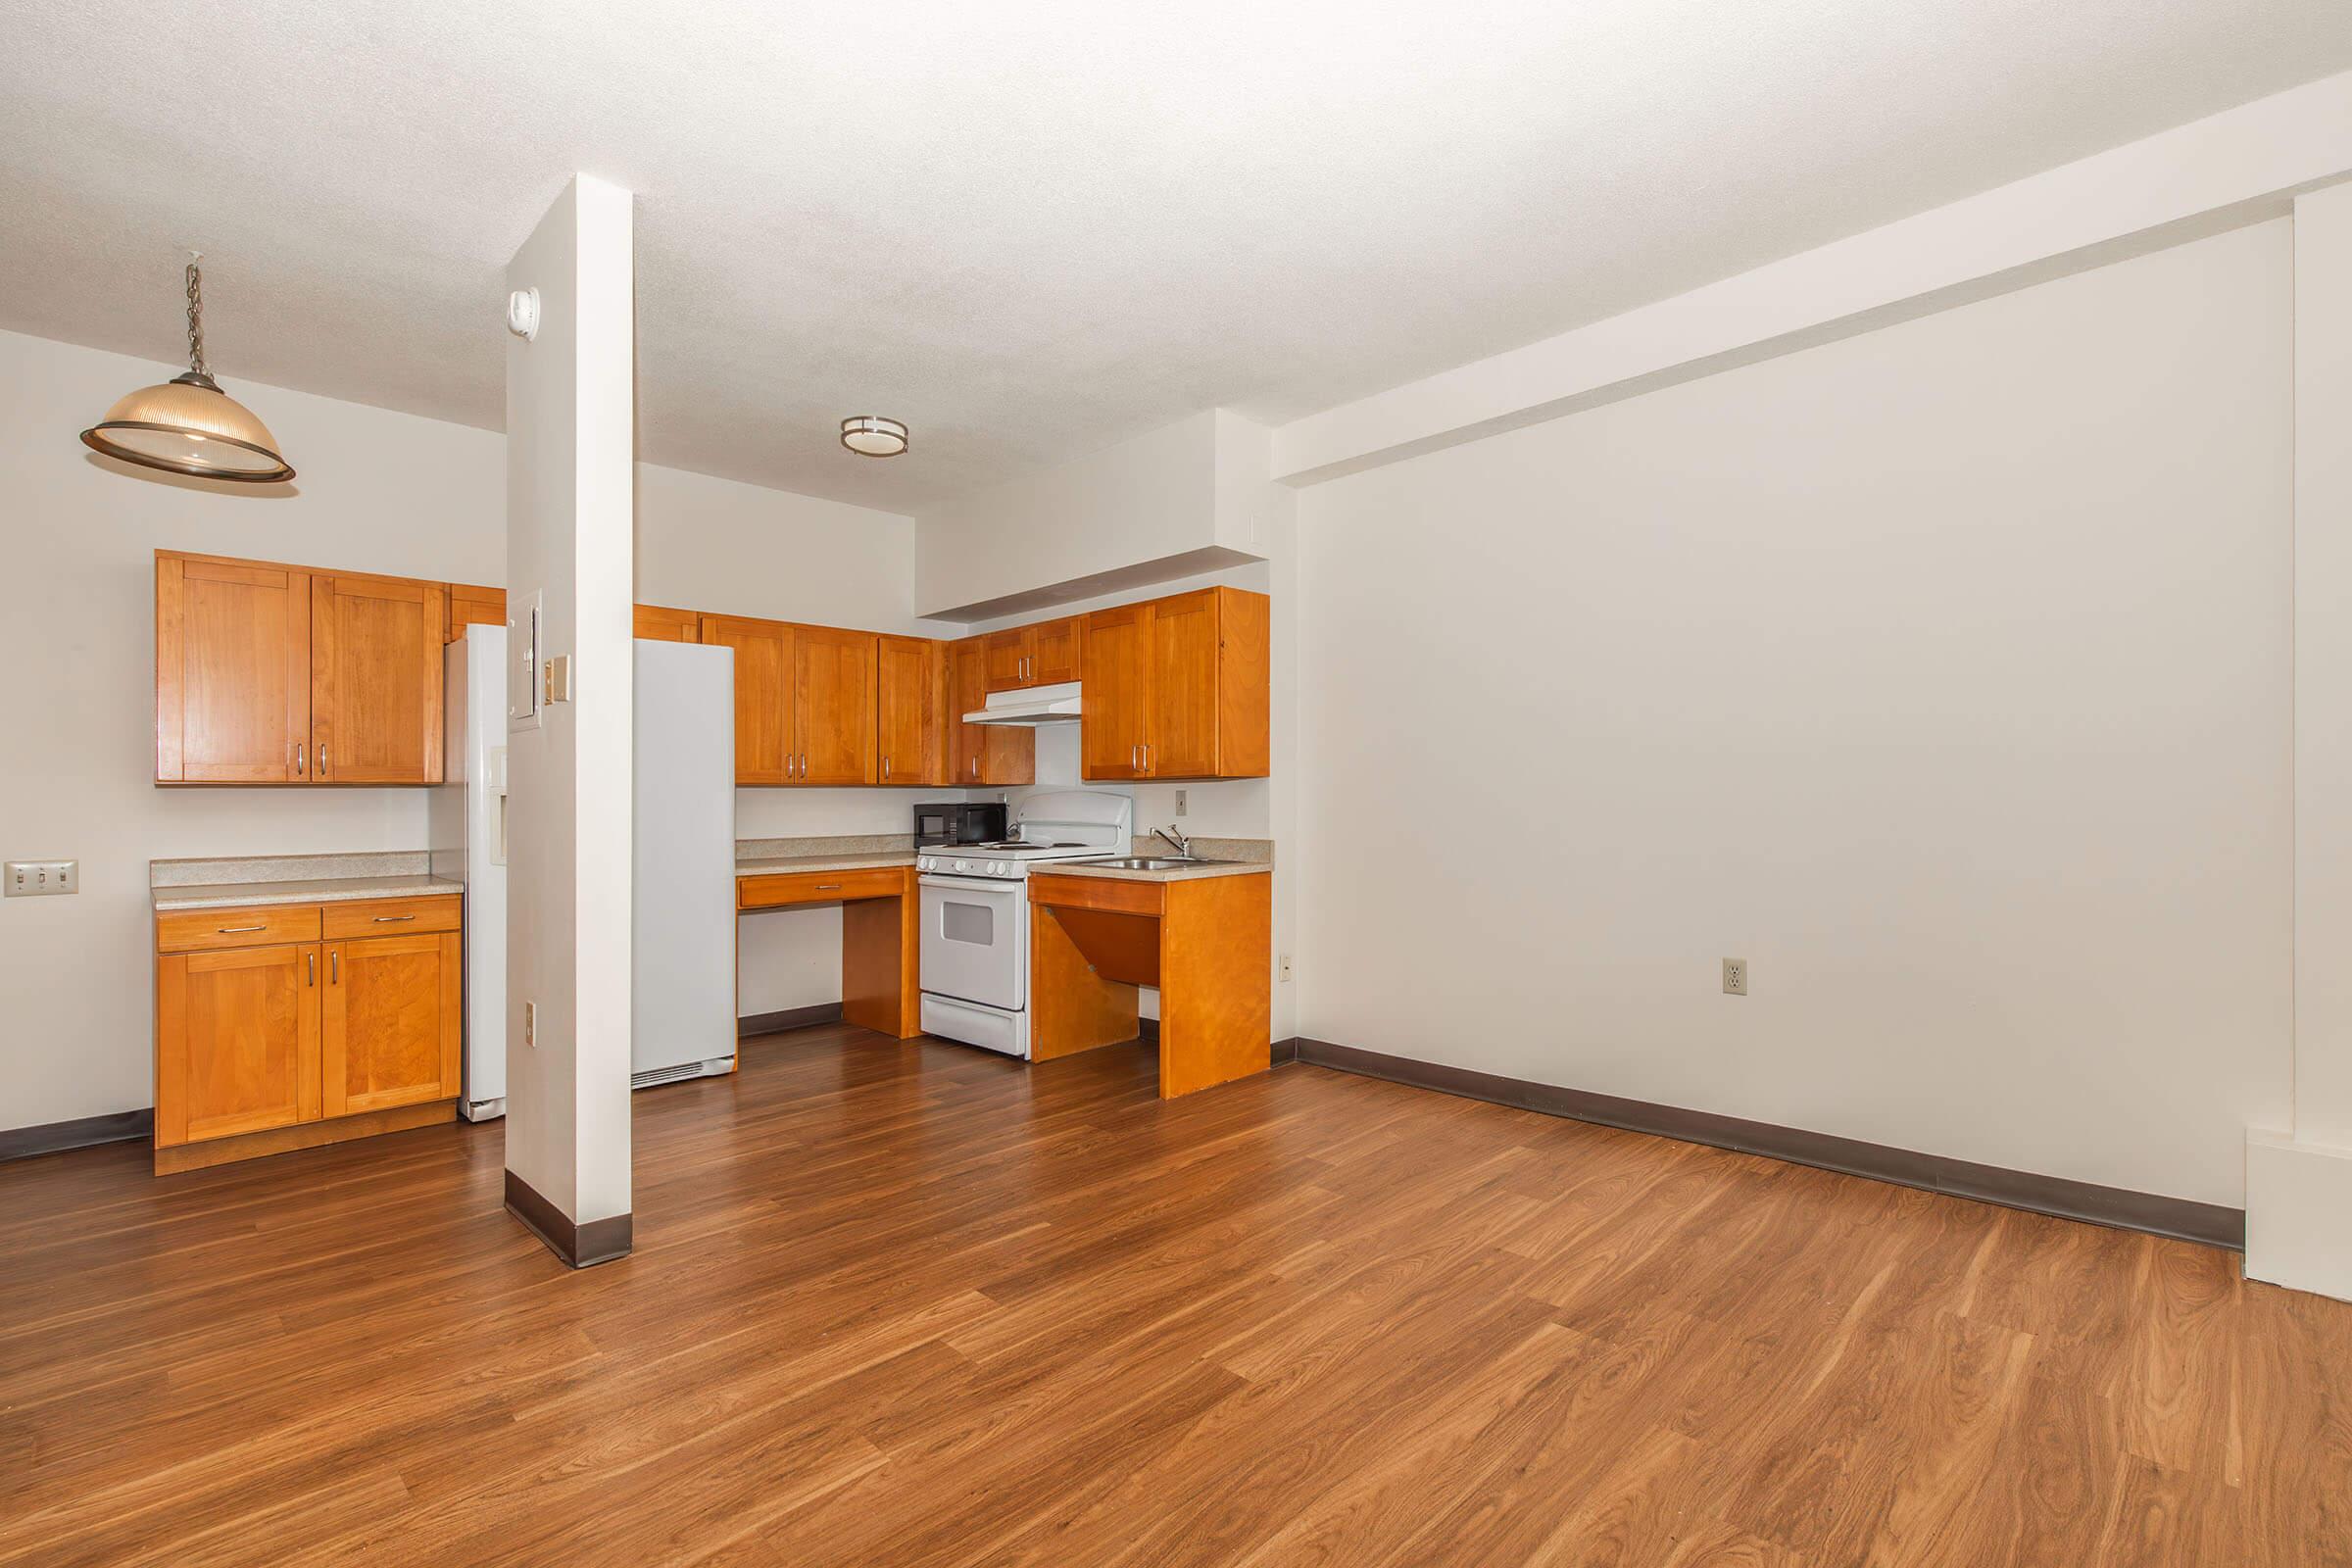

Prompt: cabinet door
[
  {"left": 1029, "top": 617, "right": 1081, "bottom": 685},
  {"left": 447, "top": 584, "right": 506, "bottom": 644},
  {"left": 157, "top": 554, "right": 312, "bottom": 782},
  {"left": 700, "top": 614, "right": 795, "bottom": 784},
  {"left": 633, "top": 604, "right": 702, "bottom": 643},
  {"left": 981, "top": 629, "right": 1032, "bottom": 691},
  {"left": 1147, "top": 590, "right": 1221, "bottom": 779},
  {"left": 794, "top": 626, "right": 879, "bottom": 784},
  {"left": 155, "top": 942, "right": 321, "bottom": 1147},
  {"left": 321, "top": 932, "right": 461, "bottom": 1118},
  {"left": 312, "top": 574, "right": 446, "bottom": 783},
  {"left": 877, "top": 635, "right": 945, "bottom": 785},
  {"left": 1080, "top": 603, "right": 1153, "bottom": 780}
]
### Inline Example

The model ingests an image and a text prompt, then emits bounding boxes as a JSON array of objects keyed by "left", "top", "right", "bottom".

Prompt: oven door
[{"left": 919, "top": 874, "right": 1027, "bottom": 1011}]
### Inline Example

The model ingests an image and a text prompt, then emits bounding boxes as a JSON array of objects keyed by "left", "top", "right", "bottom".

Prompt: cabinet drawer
[
  {"left": 321, "top": 896, "right": 463, "bottom": 939},
  {"left": 739, "top": 867, "right": 909, "bottom": 909},
  {"left": 1026, "top": 874, "right": 1165, "bottom": 917},
  {"left": 156, "top": 905, "right": 322, "bottom": 954}
]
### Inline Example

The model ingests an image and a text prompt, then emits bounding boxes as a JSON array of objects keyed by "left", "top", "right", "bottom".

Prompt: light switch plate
[{"left": 6, "top": 859, "right": 78, "bottom": 897}]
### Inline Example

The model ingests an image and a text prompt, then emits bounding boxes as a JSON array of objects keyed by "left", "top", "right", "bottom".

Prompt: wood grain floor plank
[{"left": 2, "top": 1026, "right": 2345, "bottom": 1566}]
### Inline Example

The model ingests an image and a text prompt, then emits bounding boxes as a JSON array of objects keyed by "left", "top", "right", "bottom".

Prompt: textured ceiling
[{"left": 4, "top": 1, "right": 2347, "bottom": 514}]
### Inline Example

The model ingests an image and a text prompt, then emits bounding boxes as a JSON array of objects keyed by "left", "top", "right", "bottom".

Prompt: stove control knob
[
  {"left": 953, "top": 859, "right": 969, "bottom": 873},
  {"left": 993, "top": 861, "right": 1010, "bottom": 876}
]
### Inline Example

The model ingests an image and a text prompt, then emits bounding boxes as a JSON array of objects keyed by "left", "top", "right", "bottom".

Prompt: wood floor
[{"left": 3, "top": 1025, "right": 2348, "bottom": 1567}]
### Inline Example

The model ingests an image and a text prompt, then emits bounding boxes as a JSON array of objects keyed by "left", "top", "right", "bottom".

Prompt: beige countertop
[
  {"left": 736, "top": 851, "right": 917, "bottom": 877},
  {"left": 154, "top": 874, "right": 466, "bottom": 912},
  {"left": 1036, "top": 860, "right": 1272, "bottom": 885}
]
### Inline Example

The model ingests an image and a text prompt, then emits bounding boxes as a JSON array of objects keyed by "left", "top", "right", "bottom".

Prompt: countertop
[
  {"left": 1034, "top": 860, "right": 1271, "bottom": 885},
  {"left": 154, "top": 874, "right": 466, "bottom": 912},
  {"left": 736, "top": 850, "right": 917, "bottom": 877}
]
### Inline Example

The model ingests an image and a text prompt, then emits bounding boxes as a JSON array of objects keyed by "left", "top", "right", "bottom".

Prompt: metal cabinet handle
[
  {"left": 308, "top": 951, "right": 316, "bottom": 985},
  {"left": 815, "top": 883, "right": 842, "bottom": 891},
  {"left": 371, "top": 914, "right": 416, "bottom": 923},
  {"left": 295, "top": 742, "right": 305, "bottom": 776},
  {"left": 882, "top": 756, "right": 891, "bottom": 781},
  {"left": 318, "top": 743, "right": 329, "bottom": 778},
  {"left": 330, "top": 951, "right": 339, "bottom": 984},
  {"left": 217, "top": 924, "right": 266, "bottom": 934}
]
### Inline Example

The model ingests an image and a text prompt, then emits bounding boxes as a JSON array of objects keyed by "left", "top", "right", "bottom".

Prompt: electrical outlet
[
  {"left": 1722, "top": 958, "right": 1747, "bottom": 996},
  {"left": 1175, "top": 789, "right": 1188, "bottom": 817},
  {"left": 5, "top": 859, "right": 78, "bottom": 897},
  {"left": 1279, "top": 954, "right": 1294, "bottom": 983},
  {"left": 524, "top": 1001, "right": 537, "bottom": 1048}
]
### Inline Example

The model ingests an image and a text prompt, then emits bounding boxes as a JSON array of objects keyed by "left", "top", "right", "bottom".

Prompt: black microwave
[{"left": 914, "top": 802, "right": 1006, "bottom": 848}]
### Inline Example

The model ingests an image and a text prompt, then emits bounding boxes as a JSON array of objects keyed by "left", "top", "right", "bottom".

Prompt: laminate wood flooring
[{"left": 3, "top": 1025, "right": 2347, "bottom": 1565}]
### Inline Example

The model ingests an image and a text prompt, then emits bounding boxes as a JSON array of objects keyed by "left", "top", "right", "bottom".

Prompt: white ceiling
[{"left": 4, "top": 1, "right": 2347, "bottom": 514}]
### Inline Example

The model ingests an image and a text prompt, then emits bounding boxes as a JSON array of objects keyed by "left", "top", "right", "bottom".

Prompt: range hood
[{"left": 964, "top": 680, "right": 1082, "bottom": 726}]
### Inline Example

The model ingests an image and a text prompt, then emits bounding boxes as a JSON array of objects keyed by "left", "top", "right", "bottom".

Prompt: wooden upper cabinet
[
  {"left": 1079, "top": 587, "right": 1269, "bottom": 782},
  {"left": 633, "top": 604, "right": 702, "bottom": 643},
  {"left": 979, "top": 618, "right": 1081, "bottom": 691},
  {"left": 446, "top": 584, "right": 506, "bottom": 643},
  {"left": 320, "top": 931, "right": 461, "bottom": 1118},
  {"left": 1146, "top": 590, "right": 1222, "bottom": 780},
  {"left": 795, "top": 626, "right": 879, "bottom": 785},
  {"left": 157, "top": 553, "right": 312, "bottom": 783},
  {"left": 876, "top": 635, "right": 947, "bottom": 786},
  {"left": 157, "top": 551, "right": 450, "bottom": 787},
  {"left": 980, "top": 628, "right": 1030, "bottom": 692},
  {"left": 950, "top": 637, "right": 1035, "bottom": 786},
  {"left": 700, "top": 614, "right": 796, "bottom": 785},
  {"left": 312, "top": 574, "right": 445, "bottom": 784},
  {"left": 1078, "top": 603, "right": 1152, "bottom": 781},
  {"left": 154, "top": 941, "right": 320, "bottom": 1148},
  {"left": 1029, "top": 617, "right": 1081, "bottom": 685}
]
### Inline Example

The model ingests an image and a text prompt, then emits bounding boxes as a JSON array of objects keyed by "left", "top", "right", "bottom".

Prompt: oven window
[{"left": 941, "top": 901, "right": 995, "bottom": 945}]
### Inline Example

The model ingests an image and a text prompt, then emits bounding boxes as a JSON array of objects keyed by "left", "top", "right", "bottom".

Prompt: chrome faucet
[{"left": 1152, "top": 824, "right": 1193, "bottom": 858}]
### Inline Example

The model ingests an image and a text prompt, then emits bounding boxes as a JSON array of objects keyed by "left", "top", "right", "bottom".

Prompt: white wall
[
  {"left": 1294, "top": 220, "right": 2294, "bottom": 1208},
  {"left": 914, "top": 409, "right": 1277, "bottom": 618},
  {"left": 0, "top": 326, "right": 927, "bottom": 1131}
]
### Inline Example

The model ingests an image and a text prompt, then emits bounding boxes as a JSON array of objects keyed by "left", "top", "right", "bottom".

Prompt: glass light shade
[
  {"left": 840, "top": 415, "right": 907, "bottom": 458},
  {"left": 80, "top": 371, "right": 294, "bottom": 482}
]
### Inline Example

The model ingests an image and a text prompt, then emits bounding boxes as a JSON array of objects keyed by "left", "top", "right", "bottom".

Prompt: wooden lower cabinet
[
  {"left": 322, "top": 931, "right": 462, "bottom": 1117},
  {"left": 155, "top": 942, "right": 320, "bottom": 1146},
  {"left": 154, "top": 898, "right": 460, "bottom": 1173}
]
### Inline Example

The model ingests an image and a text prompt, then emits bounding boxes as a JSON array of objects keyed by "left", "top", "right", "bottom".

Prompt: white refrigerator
[{"left": 430, "top": 624, "right": 738, "bottom": 1121}]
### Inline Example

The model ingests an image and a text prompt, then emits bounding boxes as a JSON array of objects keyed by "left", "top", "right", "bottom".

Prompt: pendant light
[
  {"left": 80, "top": 255, "right": 295, "bottom": 483},
  {"left": 840, "top": 415, "right": 907, "bottom": 458}
]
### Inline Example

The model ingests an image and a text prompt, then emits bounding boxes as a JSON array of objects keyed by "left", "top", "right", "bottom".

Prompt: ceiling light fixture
[
  {"left": 840, "top": 415, "right": 907, "bottom": 459},
  {"left": 80, "top": 254, "right": 294, "bottom": 483}
]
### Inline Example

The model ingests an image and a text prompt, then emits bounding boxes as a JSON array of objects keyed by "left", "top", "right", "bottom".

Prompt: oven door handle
[{"left": 919, "top": 873, "right": 1026, "bottom": 894}]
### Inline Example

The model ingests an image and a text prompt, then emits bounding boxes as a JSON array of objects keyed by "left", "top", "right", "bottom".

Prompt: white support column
[
  {"left": 2249, "top": 179, "right": 2352, "bottom": 1301},
  {"left": 501, "top": 174, "right": 637, "bottom": 1267}
]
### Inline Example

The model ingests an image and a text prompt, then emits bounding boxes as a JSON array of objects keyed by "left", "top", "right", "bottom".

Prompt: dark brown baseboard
[
  {"left": 1269, "top": 1036, "right": 1298, "bottom": 1066},
  {"left": 504, "top": 1169, "right": 633, "bottom": 1268},
  {"left": 738, "top": 1003, "right": 845, "bottom": 1038},
  {"left": 1, "top": 1107, "right": 154, "bottom": 1164},
  {"left": 1296, "top": 1039, "right": 2244, "bottom": 1252}
]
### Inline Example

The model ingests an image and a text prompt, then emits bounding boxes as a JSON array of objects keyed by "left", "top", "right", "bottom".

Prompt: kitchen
[{"left": 133, "top": 541, "right": 1279, "bottom": 1172}]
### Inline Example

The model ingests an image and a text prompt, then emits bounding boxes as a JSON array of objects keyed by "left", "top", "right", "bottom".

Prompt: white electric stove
[{"left": 917, "top": 789, "right": 1133, "bottom": 1057}]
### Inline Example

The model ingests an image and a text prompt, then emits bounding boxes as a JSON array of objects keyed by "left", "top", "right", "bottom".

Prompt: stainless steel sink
[{"left": 1078, "top": 856, "right": 1240, "bottom": 871}]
